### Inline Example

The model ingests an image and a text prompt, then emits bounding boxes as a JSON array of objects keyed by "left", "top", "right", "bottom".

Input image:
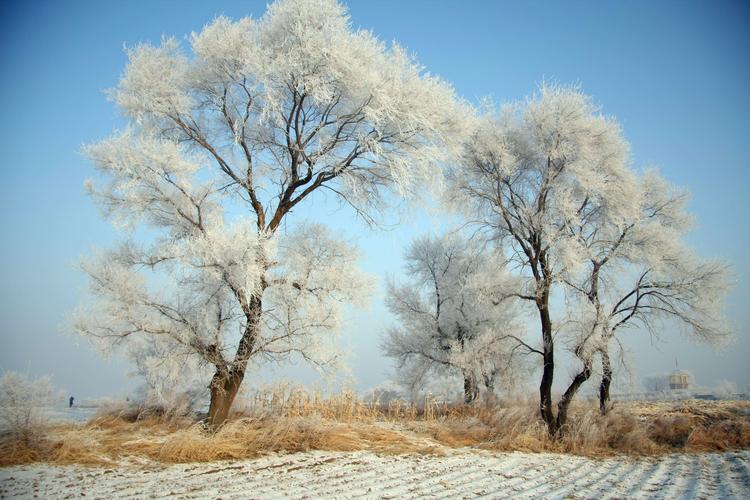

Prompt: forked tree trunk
[
  {"left": 555, "top": 361, "right": 592, "bottom": 434},
  {"left": 599, "top": 347, "right": 613, "bottom": 415}
]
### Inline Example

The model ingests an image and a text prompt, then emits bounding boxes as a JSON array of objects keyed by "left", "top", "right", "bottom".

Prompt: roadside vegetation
[{"left": 2, "top": 386, "right": 748, "bottom": 467}]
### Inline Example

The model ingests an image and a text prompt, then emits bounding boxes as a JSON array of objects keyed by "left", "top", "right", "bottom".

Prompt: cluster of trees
[
  {"left": 75, "top": 0, "right": 731, "bottom": 433},
  {"left": 383, "top": 235, "right": 524, "bottom": 405},
  {"left": 388, "top": 88, "right": 730, "bottom": 433}
]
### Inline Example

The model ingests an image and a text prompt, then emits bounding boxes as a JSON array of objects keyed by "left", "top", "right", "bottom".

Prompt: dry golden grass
[
  {"left": 0, "top": 435, "right": 45, "bottom": 466},
  {"left": 1, "top": 390, "right": 748, "bottom": 466},
  {"left": 0, "top": 417, "right": 437, "bottom": 466},
  {"left": 407, "top": 399, "right": 750, "bottom": 457},
  {"left": 0, "top": 422, "right": 62, "bottom": 466}
]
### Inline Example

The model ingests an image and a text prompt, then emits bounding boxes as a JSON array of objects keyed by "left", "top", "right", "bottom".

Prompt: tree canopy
[{"left": 75, "top": 0, "right": 468, "bottom": 428}]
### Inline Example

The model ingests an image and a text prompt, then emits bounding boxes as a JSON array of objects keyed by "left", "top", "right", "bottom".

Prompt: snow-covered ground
[
  {"left": 1, "top": 449, "right": 748, "bottom": 499},
  {"left": 42, "top": 405, "right": 100, "bottom": 424}
]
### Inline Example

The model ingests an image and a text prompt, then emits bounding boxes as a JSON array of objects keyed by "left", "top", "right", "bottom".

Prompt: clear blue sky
[{"left": 1, "top": 0, "right": 748, "bottom": 399}]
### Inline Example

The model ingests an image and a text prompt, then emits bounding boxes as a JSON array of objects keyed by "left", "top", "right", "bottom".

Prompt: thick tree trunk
[
  {"left": 538, "top": 296, "right": 556, "bottom": 435},
  {"left": 463, "top": 372, "right": 479, "bottom": 404},
  {"left": 206, "top": 295, "right": 263, "bottom": 430},
  {"left": 599, "top": 347, "right": 612, "bottom": 415},
  {"left": 206, "top": 371, "right": 242, "bottom": 430},
  {"left": 555, "top": 361, "right": 592, "bottom": 434}
]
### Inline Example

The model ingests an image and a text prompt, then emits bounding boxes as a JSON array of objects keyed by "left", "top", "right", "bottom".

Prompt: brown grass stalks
[
  {"left": 406, "top": 399, "right": 750, "bottom": 456},
  {"left": 0, "top": 434, "right": 47, "bottom": 466},
  {"left": 1, "top": 390, "right": 748, "bottom": 467},
  {"left": 0, "top": 424, "right": 58, "bottom": 466}
]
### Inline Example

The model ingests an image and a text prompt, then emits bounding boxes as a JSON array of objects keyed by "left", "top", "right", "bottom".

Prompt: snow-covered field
[
  {"left": 42, "top": 405, "right": 100, "bottom": 424},
  {"left": 1, "top": 449, "right": 748, "bottom": 499}
]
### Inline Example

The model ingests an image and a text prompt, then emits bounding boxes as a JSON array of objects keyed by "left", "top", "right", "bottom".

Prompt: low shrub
[{"left": 0, "top": 371, "right": 58, "bottom": 465}]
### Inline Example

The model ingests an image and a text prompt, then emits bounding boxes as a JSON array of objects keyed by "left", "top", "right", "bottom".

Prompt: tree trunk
[
  {"left": 206, "top": 295, "right": 263, "bottom": 430},
  {"left": 483, "top": 373, "right": 496, "bottom": 406},
  {"left": 463, "top": 371, "right": 479, "bottom": 404},
  {"left": 555, "top": 361, "right": 592, "bottom": 434},
  {"left": 206, "top": 371, "right": 242, "bottom": 430},
  {"left": 538, "top": 295, "right": 556, "bottom": 435},
  {"left": 599, "top": 347, "right": 612, "bottom": 415}
]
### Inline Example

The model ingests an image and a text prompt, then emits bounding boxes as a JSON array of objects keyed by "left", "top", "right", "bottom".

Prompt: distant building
[{"left": 669, "top": 370, "right": 690, "bottom": 390}]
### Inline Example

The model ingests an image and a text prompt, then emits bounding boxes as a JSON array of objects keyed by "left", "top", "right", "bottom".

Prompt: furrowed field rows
[{"left": 1, "top": 450, "right": 748, "bottom": 499}]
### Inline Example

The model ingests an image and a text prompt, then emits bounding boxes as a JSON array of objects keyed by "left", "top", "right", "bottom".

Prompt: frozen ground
[
  {"left": 1, "top": 449, "right": 748, "bottom": 499},
  {"left": 42, "top": 405, "right": 100, "bottom": 424}
]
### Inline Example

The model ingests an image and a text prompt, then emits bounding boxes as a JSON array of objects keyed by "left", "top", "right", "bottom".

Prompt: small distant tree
[
  {"left": 642, "top": 373, "right": 669, "bottom": 393},
  {"left": 130, "top": 342, "right": 209, "bottom": 418},
  {"left": 0, "top": 371, "right": 57, "bottom": 448},
  {"left": 75, "top": 0, "right": 466, "bottom": 429},
  {"left": 363, "top": 380, "right": 402, "bottom": 406},
  {"left": 714, "top": 380, "right": 738, "bottom": 399},
  {"left": 383, "top": 234, "right": 523, "bottom": 404}
]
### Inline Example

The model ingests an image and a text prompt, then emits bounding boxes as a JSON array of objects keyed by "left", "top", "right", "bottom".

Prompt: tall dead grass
[
  {"left": 1, "top": 387, "right": 748, "bottom": 466},
  {"left": 0, "top": 416, "right": 434, "bottom": 466},
  {"left": 0, "top": 371, "right": 58, "bottom": 466},
  {"left": 405, "top": 403, "right": 662, "bottom": 456}
]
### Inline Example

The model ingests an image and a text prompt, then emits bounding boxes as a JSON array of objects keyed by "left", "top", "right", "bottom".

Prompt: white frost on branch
[
  {"left": 74, "top": 221, "right": 370, "bottom": 390},
  {"left": 75, "top": 0, "right": 462, "bottom": 420},
  {"left": 0, "top": 372, "right": 59, "bottom": 441},
  {"left": 569, "top": 167, "right": 732, "bottom": 348},
  {"left": 383, "top": 234, "right": 525, "bottom": 403},
  {"left": 452, "top": 84, "right": 638, "bottom": 286},
  {"left": 450, "top": 84, "right": 694, "bottom": 430}
]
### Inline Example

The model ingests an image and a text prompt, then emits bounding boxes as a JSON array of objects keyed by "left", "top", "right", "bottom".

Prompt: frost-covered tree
[
  {"left": 383, "top": 234, "right": 523, "bottom": 404},
  {"left": 642, "top": 373, "right": 669, "bottom": 393},
  {"left": 129, "top": 339, "right": 210, "bottom": 416},
  {"left": 566, "top": 169, "right": 731, "bottom": 414},
  {"left": 0, "top": 372, "right": 58, "bottom": 447},
  {"left": 714, "top": 380, "right": 738, "bottom": 399},
  {"left": 453, "top": 85, "right": 639, "bottom": 433},
  {"left": 454, "top": 85, "right": 731, "bottom": 433},
  {"left": 75, "top": 0, "right": 467, "bottom": 429}
]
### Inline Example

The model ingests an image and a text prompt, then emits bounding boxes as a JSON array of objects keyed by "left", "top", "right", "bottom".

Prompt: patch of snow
[{"left": 1, "top": 450, "right": 748, "bottom": 499}]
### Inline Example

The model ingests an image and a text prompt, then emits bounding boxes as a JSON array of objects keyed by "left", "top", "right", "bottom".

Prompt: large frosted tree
[
  {"left": 383, "top": 234, "right": 523, "bottom": 404},
  {"left": 453, "top": 85, "right": 731, "bottom": 434},
  {"left": 453, "top": 85, "right": 641, "bottom": 434},
  {"left": 75, "top": 0, "right": 466, "bottom": 428},
  {"left": 565, "top": 169, "right": 731, "bottom": 414}
]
